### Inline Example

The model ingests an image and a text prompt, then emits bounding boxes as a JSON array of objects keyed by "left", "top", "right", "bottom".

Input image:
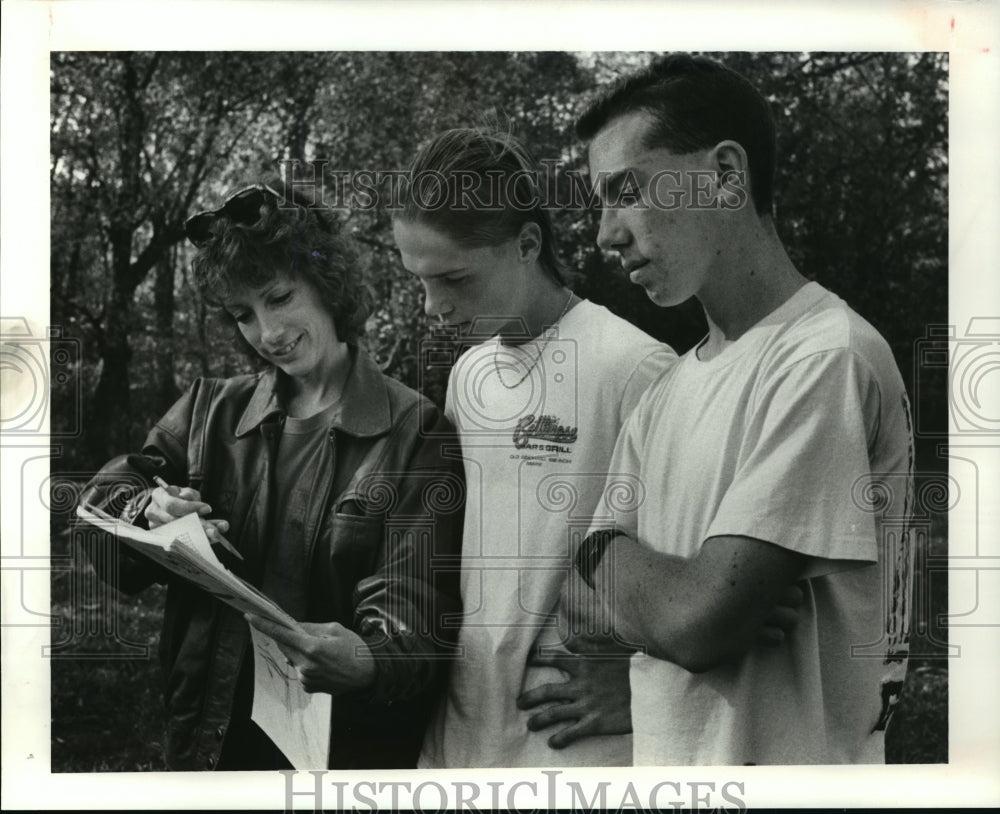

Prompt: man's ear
[
  {"left": 712, "top": 140, "right": 751, "bottom": 211},
  {"left": 517, "top": 221, "right": 543, "bottom": 264}
]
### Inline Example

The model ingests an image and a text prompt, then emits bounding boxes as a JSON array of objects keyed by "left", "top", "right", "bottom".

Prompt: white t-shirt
[
  {"left": 419, "top": 299, "right": 676, "bottom": 768},
  {"left": 607, "top": 282, "right": 914, "bottom": 765}
]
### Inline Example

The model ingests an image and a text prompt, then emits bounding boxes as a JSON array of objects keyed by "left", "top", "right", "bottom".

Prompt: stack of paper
[
  {"left": 76, "top": 504, "right": 297, "bottom": 629},
  {"left": 75, "top": 504, "right": 332, "bottom": 769}
]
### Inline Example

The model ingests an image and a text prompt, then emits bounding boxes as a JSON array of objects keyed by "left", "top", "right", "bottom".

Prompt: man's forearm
[
  {"left": 582, "top": 530, "right": 808, "bottom": 673},
  {"left": 588, "top": 533, "right": 706, "bottom": 668}
]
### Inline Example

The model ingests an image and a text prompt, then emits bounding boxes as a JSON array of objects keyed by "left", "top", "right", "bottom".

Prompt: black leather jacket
[{"left": 78, "top": 346, "right": 463, "bottom": 769}]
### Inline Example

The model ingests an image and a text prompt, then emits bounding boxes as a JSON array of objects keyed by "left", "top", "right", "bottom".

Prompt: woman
[{"left": 78, "top": 182, "right": 462, "bottom": 770}]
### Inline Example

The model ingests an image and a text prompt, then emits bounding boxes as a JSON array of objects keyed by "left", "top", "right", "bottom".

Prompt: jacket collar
[{"left": 235, "top": 345, "right": 393, "bottom": 439}]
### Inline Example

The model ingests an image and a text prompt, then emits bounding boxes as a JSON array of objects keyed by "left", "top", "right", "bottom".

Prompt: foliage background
[{"left": 48, "top": 51, "right": 949, "bottom": 769}]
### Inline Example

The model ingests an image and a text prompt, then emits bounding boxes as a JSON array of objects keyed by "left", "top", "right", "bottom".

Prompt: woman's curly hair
[{"left": 190, "top": 181, "right": 371, "bottom": 353}]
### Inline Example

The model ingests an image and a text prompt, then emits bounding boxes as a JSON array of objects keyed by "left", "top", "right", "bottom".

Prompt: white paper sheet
[
  {"left": 248, "top": 626, "right": 332, "bottom": 769},
  {"left": 77, "top": 503, "right": 330, "bottom": 767},
  {"left": 75, "top": 504, "right": 300, "bottom": 630}
]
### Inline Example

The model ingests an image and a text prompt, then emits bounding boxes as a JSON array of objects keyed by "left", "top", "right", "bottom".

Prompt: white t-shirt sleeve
[
  {"left": 587, "top": 343, "right": 674, "bottom": 540},
  {"left": 619, "top": 346, "right": 678, "bottom": 425},
  {"left": 706, "top": 348, "right": 882, "bottom": 577},
  {"left": 590, "top": 393, "right": 650, "bottom": 541}
]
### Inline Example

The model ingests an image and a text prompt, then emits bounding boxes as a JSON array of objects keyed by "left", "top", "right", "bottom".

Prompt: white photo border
[{"left": 2, "top": 0, "right": 998, "bottom": 809}]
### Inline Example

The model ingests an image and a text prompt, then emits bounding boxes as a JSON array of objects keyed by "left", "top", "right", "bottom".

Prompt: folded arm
[
  {"left": 518, "top": 535, "right": 807, "bottom": 747},
  {"left": 580, "top": 531, "right": 809, "bottom": 673}
]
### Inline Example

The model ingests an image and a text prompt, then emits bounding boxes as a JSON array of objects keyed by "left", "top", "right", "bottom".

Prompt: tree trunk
[
  {"left": 85, "top": 53, "right": 147, "bottom": 463},
  {"left": 86, "top": 285, "right": 133, "bottom": 462},
  {"left": 153, "top": 245, "right": 178, "bottom": 407}
]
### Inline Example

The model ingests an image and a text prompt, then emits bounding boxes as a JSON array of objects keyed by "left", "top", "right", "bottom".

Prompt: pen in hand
[
  {"left": 152, "top": 476, "right": 244, "bottom": 562},
  {"left": 152, "top": 475, "right": 179, "bottom": 497}
]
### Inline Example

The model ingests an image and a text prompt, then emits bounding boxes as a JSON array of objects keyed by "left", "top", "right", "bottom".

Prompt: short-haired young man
[{"left": 567, "top": 54, "right": 914, "bottom": 764}]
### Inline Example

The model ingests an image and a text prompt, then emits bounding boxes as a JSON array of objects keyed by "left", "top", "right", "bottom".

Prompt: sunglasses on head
[{"left": 184, "top": 184, "right": 289, "bottom": 247}]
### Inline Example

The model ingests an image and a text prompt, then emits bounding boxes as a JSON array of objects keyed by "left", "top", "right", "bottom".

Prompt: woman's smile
[{"left": 269, "top": 334, "right": 303, "bottom": 358}]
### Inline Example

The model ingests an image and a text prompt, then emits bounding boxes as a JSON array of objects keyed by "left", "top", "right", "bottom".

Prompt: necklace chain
[{"left": 494, "top": 291, "right": 574, "bottom": 389}]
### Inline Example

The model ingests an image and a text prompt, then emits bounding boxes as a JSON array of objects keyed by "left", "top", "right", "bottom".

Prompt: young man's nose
[
  {"left": 423, "top": 289, "right": 453, "bottom": 321},
  {"left": 596, "top": 208, "right": 628, "bottom": 252}
]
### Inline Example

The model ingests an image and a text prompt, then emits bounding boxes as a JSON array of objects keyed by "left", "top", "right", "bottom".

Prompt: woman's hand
[
  {"left": 144, "top": 481, "right": 230, "bottom": 544},
  {"left": 145, "top": 481, "right": 211, "bottom": 528},
  {"left": 245, "top": 614, "right": 377, "bottom": 695}
]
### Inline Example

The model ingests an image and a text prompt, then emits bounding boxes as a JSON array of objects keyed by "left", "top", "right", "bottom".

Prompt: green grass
[{"left": 50, "top": 512, "right": 949, "bottom": 770}]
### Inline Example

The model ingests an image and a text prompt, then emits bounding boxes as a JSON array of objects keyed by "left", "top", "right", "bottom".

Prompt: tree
[
  {"left": 51, "top": 52, "right": 295, "bottom": 461},
  {"left": 51, "top": 51, "right": 947, "bottom": 471}
]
